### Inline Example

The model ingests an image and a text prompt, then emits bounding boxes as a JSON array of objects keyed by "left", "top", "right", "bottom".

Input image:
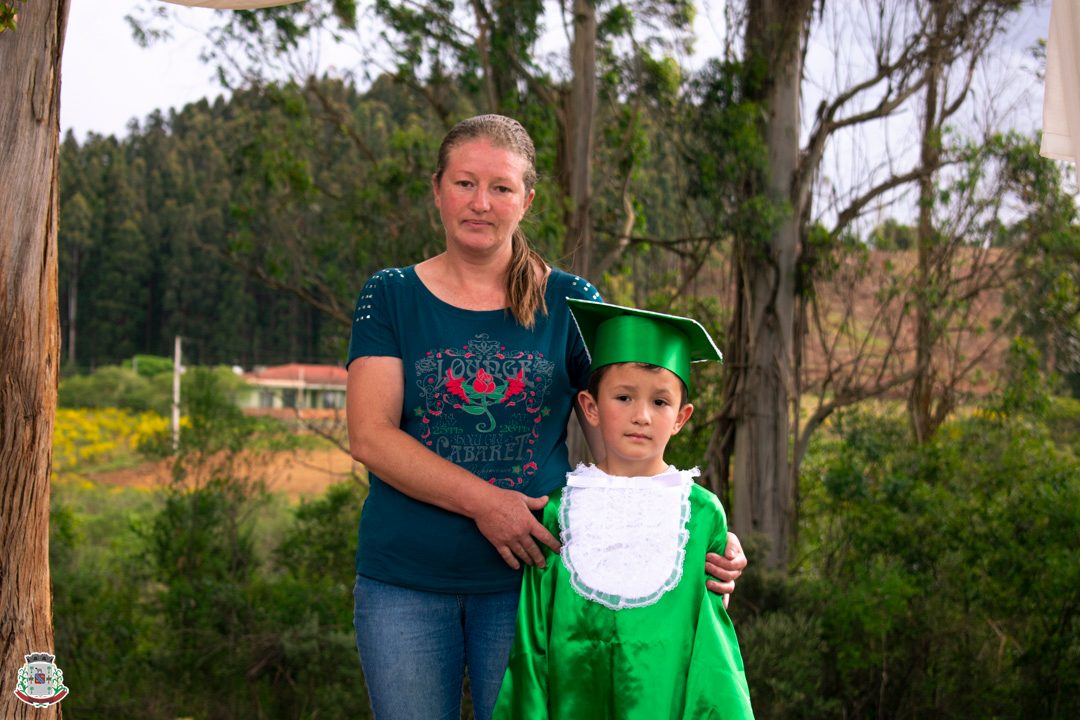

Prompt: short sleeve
[
  {"left": 346, "top": 269, "right": 403, "bottom": 367},
  {"left": 697, "top": 487, "right": 730, "bottom": 556},
  {"left": 562, "top": 273, "right": 604, "bottom": 392}
]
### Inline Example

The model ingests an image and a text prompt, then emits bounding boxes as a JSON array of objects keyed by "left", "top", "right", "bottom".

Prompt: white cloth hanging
[
  {"left": 160, "top": 1, "right": 304, "bottom": 9},
  {"left": 1041, "top": 0, "right": 1080, "bottom": 164}
]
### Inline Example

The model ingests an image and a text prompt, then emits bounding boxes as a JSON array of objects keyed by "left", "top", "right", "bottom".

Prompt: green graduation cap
[{"left": 567, "top": 299, "right": 723, "bottom": 390}]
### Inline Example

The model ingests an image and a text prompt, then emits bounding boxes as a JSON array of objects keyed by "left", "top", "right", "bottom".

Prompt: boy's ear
[
  {"left": 672, "top": 403, "right": 694, "bottom": 434},
  {"left": 577, "top": 389, "right": 601, "bottom": 427}
]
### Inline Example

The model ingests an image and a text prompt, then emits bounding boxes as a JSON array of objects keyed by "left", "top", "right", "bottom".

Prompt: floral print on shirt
[{"left": 413, "top": 333, "right": 555, "bottom": 488}]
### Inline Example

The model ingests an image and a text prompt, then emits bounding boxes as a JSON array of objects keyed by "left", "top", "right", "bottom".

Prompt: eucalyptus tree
[
  {"left": 796, "top": 0, "right": 1033, "bottom": 451},
  {"left": 703, "top": 0, "right": 1025, "bottom": 568},
  {"left": 0, "top": 3, "right": 68, "bottom": 717}
]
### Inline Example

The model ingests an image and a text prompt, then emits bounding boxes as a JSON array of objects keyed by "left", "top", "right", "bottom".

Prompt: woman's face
[{"left": 432, "top": 138, "right": 535, "bottom": 257}]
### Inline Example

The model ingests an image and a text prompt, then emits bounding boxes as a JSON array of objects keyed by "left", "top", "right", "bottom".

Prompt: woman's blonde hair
[{"left": 434, "top": 114, "right": 548, "bottom": 329}]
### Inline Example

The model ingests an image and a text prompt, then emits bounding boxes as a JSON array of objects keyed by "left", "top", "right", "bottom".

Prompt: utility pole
[{"left": 172, "top": 335, "right": 182, "bottom": 451}]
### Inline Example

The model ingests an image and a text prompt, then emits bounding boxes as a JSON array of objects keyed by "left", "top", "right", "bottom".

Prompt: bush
[
  {"left": 59, "top": 362, "right": 244, "bottom": 417},
  {"left": 740, "top": 608, "right": 840, "bottom": 720},
  {"left": 59, "top": 365, "right": 157, "bottom": 411},
  {"left": 130, "top": 354, "right": 174, "bottom": 378},
  {"left": 53, "top": 407, "right": 168, "bottom": 471},
  {"left": 51, "top": 482, "right": 162, "bottom": 716},
  {"left": 770, "top": 406, "right": 1080, "bottom": 719},
  {"left": 52, "top": 469, "right": 372, "bottom": 718},
  {"left": 1043, "top": 395, "right": 1080, "bottom": 456}
]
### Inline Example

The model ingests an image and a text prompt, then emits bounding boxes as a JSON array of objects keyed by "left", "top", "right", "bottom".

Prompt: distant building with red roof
[{"left": 239, "top": 363, "right": 347, "bottom": 413}]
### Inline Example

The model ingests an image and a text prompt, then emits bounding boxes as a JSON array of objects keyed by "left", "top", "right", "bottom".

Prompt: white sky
[
  {"left": 60, "top": 0, "right": 734, "bottom": 139},
  {"left": 60, "top": 1, "right": 1052, "bottom": 188},
  {"left": 61, "top": 0, "right": 223, "bottom": 139}
]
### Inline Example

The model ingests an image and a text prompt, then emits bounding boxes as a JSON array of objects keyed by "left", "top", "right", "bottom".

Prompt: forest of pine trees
[{"left": 60, "top": 88, "right": 351, "bottom": 370}]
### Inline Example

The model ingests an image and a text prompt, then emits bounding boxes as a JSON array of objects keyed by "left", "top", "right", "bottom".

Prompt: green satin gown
[{"left": 493, "top": 466, "right": 754, "bottom": 719}]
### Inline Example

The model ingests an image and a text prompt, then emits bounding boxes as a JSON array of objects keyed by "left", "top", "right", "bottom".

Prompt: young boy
[{"left": 493, "top": 299, "right": 754, "bottom": 720}]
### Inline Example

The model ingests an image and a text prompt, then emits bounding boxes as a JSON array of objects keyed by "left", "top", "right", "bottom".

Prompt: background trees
[
  {"left": 21, "top": 0, "right": 1077, "bottom": 717},
  {"left": 89, "top": 1, "right": 1074, "bottom": 569}
]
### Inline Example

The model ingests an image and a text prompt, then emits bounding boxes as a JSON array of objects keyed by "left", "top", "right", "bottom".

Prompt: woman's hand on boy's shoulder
[{"left": 705, "top": 532, "right": 747, "bottom": 608}]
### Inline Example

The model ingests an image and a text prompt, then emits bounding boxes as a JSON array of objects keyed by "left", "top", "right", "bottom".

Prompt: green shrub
[
  {"left": 53, "top": 361, "right": 373, "bottom": 718},
  {"left": 130, "top": 354, "right": 174, "bottom": 378},
  {"left": 1044, "top": 395, "right": 1080, "bottom": 456},
  {"left": 740, "top": 609, "right": 839, "bottom": 720},
  {"left": 51, "top": 483, "right": 162, "bottom": 716},
  {"left": 782, "top": 407, "right": 1080, "bottom": 719},
  {"left": 59, "top": 365, "right": 156, "bottom": 411}
]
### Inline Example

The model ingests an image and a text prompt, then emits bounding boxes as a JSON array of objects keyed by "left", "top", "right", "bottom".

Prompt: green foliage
[
  {"left": 60, "top": 82, "right": 364, "bottom": 370},
  {"left": 868, "top": 219, "right": 915, "bottom": 251},
  {"left": 131, "top": 353, "right": 174, "bottom": 377},
  {"left": 746, "top": 404, "right": 1080, "bottom": 719},
  {"left": 58, "top": 362, "right": 249, "bottom": 421},
  {"left": 178, "top": 365, "right": 251, "bottom": 454},
  {"left": 275, "top": 480, "right": 365, "bottom": 585},
  {"left": 59, "top": 365, "right": 168, "bottom": 413},
  {"left": 52, "top": 471, "right": 371, "bottom": 719},
  {"left": 740, "top": 609, "right": 840, "bottom": 719},
  {"left": 0, "top": 0, "right": 24, "bottom": 33},
  {"left": 677, "top": 59, "right": 785, "bottom": 255},
  {"left": 981, "top": 133, "right": 1080, "bottom": 392},
  {"left": 147, "top": 479, "right": 263, "bottom": 707},
  {"left": 51, "top": 482, "right": 164, "bottom": 716},
  {"left": 1043, "top": 394, "right": 1080, "bottom": 456},
  {"left": 997, "top": 337, "right": 1052, "bottom": 416},
  {"left": 49, "top": 383, "right": 1079, "bottom": 718}
]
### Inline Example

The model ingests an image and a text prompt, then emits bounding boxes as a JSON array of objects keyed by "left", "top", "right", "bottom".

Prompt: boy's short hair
[{"left": 586, "top": 361, "right": 689, "bottom": 408}]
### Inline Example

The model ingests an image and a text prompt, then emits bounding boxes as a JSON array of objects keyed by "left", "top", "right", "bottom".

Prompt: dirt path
[{"left": 81, "top": 446, "right": 362, "bottom": 502}]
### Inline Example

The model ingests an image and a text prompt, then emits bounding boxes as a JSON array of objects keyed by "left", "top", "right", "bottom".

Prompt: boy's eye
[
  {"left": 654, "top": 399, "right": 669, "bottom": 407},
  {"left": 615, "top": 395, "right": 631, "bottom": 402}
]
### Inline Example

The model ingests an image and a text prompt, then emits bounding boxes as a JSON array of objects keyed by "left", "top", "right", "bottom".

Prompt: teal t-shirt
[{"left": 346, "top": 266, "right": 603, "bottom": 593}]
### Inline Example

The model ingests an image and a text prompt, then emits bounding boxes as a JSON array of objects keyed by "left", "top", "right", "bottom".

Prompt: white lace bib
[{"left": 559, "top": 464, "right": 696, "bottom": 610}]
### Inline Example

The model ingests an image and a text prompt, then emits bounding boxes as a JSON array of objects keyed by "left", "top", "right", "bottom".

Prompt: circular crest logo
[{"left": 13, "top": 651, "right": 69, "bottom": 708}]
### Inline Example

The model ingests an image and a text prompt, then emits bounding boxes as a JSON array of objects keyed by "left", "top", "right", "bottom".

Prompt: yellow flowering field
[{"left": 53, "top": 408, "right": 174, "bottom": 471}]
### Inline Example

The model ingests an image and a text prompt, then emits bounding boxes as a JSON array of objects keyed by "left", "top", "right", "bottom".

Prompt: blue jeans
[{"left": 353, "top": 575, "right": 520, "bottom": 720}]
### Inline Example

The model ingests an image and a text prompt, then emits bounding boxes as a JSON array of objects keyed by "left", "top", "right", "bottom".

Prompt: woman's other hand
[
  {"left": 706, "top": 532, "right": 747, "bottom": 608},
  {"left": 472, "top": 488, "right": 560, "bottom": 570}
]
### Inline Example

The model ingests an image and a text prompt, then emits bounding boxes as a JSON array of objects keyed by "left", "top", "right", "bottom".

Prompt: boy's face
[{"left": 578, "top": 363, "right": 694, "bottom": 478}]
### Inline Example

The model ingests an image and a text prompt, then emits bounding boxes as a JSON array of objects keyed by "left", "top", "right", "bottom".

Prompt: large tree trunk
[
  {"left": 722, "top": 0, "right": 810, "bottom": 570},
  {"left": 559, "top": 0, "right": 596, "bottom": 277},
  {"left": 0, "top": 2, "right": 69, "bottom": 717}
]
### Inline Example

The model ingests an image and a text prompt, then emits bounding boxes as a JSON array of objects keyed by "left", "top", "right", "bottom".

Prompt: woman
[{"left": 346, "top": 114, "right": 746, "bottom": 720}]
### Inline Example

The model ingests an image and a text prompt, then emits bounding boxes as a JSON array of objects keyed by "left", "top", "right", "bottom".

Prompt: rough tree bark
[
  {"left": 559, "top": 0, "right": 597, "bottom": 278},
  {"left": 721, "top": 0, "right": 812, "bottom": 569},
  {"left": 0, "top": 1, "right": 69, "bottom": 717}
]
